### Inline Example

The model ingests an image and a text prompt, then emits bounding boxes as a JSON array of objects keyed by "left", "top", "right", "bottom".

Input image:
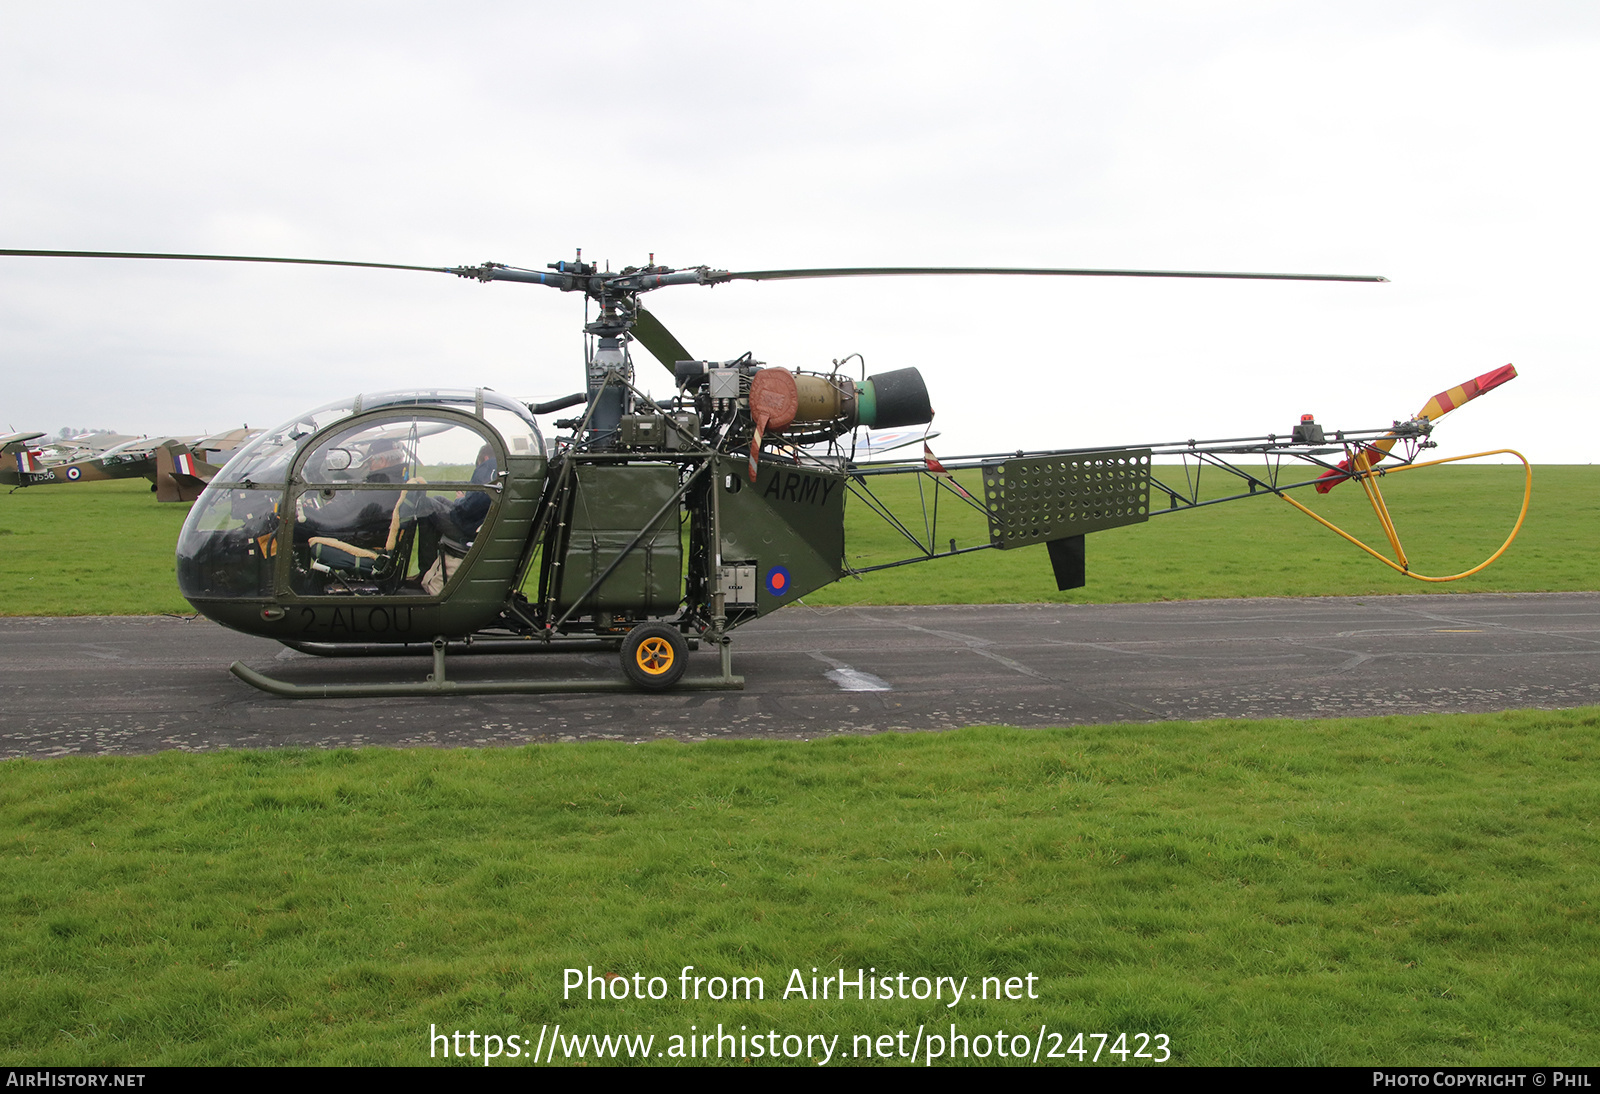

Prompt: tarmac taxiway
[{"left": 2, "top": 592, "right": 1596, "bottom": 758}]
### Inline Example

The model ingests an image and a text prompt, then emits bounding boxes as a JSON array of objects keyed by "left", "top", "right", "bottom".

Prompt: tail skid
[{"left": 1285, "top": 447, "right": 1531, "bottom": 582}]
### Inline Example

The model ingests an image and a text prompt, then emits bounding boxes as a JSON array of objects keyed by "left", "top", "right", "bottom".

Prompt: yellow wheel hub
[{"left": 635, "top": 637, "right": 676, "bottom": 675}]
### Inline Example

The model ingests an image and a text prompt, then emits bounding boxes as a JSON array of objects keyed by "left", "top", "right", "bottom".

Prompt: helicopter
[{"left": 0, "top": 248, "right": 1528, "bottom": 697}]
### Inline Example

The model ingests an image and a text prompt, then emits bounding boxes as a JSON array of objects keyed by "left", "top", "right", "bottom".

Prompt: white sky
[{"left": 1, "top": 1, "right": 1594, "bottom": 462}]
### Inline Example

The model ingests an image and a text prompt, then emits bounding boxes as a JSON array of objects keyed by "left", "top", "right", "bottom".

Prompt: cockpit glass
[
  {"left": 288, "top": 411, "right": 504, "bottom": 597},
  {"left": 216, "top": 389, "right": 542, "bottom": 486},
  {"left": 301, "top": 418, "right": 495, "bottom": 485},
  {"left": 175, "top": 487, "right": 281, "bottom": 600},
  {"left": 179, "top": 390, "right": 545, "bottom": 601},
  {"left": 485, "top": 407, "right": 541, "bottom": 456},
  {"left": 217, "top": 396, "right": 359, "bottom": 485}
]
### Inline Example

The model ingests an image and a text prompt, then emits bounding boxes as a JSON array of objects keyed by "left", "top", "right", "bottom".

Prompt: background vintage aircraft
[{"left": 2, "top": 427, "right": 257, "bottom": 499}]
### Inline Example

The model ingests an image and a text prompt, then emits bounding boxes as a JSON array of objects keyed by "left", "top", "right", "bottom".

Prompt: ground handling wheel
[{"left": 621, "top": 623, "right": 689, "bottom": 690}]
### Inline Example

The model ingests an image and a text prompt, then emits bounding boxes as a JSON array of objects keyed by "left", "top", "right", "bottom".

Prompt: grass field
[
  {"left": 0, "top": 464, "right": 1594, "bottom": 615},
  {"left": 0, "top": 479, "right": 195, "bottom": 615},
  {"left": 2, "top": 469, "right": 1595, "bottom": 1067},
  {"left": 4, "top": 713, "right": 1597, "bottom": 1066}
]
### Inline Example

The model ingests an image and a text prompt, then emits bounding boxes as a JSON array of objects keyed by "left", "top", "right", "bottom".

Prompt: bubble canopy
[
  {"left": 211, "top": 389, "right": 543, "bottom": 487},
  {"left": 176, "top": 389, "right": 545, "bottom": 603}
]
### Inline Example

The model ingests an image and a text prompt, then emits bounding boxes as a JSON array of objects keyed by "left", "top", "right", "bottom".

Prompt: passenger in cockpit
[
  {"left": 413, "top": 446, "right": 498, "bottom": 591},
  {"left": 451, "top": 445, "right": 499, "bottom": 535}
]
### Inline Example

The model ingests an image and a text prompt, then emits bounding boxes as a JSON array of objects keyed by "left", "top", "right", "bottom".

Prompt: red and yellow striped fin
[
  {"left": 1421, "top": 363, "right": 1517, "bottom": 417},
  {"left": 1315, "top": 364, "right": 1517, "bottom": 493}
]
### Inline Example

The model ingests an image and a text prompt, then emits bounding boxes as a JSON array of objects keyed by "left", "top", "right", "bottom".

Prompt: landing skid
[
  {"left": 280, "top": 636, "right": 637, "bottom": 657},
  {"left": 230, "top": 634, "right": 743, "bottom": 699}
]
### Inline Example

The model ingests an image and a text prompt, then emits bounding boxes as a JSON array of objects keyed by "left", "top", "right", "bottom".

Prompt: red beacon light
[{"left": 1292, "top": 413, "right": 1325, "bottom": 444}]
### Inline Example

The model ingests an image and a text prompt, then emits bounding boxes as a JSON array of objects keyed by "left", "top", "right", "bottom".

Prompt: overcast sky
[{"left": 1, "top": 1, "right": 1594, "bottom": 463}]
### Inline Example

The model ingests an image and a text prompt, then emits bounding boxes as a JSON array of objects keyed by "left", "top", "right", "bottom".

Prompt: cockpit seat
[
  {"left": 307, "top": 483, "right": 424, "bottom": 591},
  {"left": 308, "top": 538, "right": 401, "bottom": 579}
]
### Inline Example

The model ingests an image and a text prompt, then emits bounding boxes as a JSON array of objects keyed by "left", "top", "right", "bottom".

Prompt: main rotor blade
[
  {"left": 630, "top": 305, "right": 695, "bottom": 372},
  {"left": 0, "top": 248, "right": 455, "bottom": 275},
  {"left": 706, "top": 265, "right": 1388, "bottom": 284},
  {"left": 0, "top": 250, "right": 1390, "bottom": 291}
]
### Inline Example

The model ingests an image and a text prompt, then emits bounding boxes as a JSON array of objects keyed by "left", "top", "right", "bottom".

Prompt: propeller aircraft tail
[
  {"left": 0, "top": 432, "right": 48, "bottom": 486},
  {"left": 154, "top": 441, "right": 201, "bottom": 499},
  {"left": 155, "top": 441, "right": 216, "bottom": 503}
]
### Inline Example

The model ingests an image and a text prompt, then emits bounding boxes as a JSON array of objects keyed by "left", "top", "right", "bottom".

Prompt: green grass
[
  {"left": 3, "top": 473, "right": 1595, "bottom": 1067},
  {"left": 0, "top": 479, "right": 194, "bottom": 615},
  {"left": 4, "top": 713, "right": 1598, "bottom": 1066},
  {"left": 0, "top": 466, "right": 1595, "bottom": 615}
]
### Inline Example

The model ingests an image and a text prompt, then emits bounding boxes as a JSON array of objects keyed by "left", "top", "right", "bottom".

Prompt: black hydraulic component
[
  {"left": 674, "top": 360, "right": 710, "bottom": 387},
  {"left": 586, "top": 337, "right": 630, "bottom": 447},
  {"left": 529, "top": 392, "right": 587, "bottom": 415}
]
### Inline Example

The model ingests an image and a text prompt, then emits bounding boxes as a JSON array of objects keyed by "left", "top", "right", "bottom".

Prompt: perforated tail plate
[{"left": 982, "top": 449, "right": 1152, "bottom": 549}]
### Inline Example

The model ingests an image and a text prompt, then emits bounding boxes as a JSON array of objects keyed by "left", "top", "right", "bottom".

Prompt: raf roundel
[
  {"left": 65, "top": 466, "right": 81, "bottom": 480},
  {"left": 765, "top": 565, "right": 792, "bottom": 597}
]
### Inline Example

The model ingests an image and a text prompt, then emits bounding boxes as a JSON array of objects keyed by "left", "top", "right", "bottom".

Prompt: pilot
[
  {"left": 409, "top": 446, "right": 498, "bottom": 585},
  {"left": 450, "top": 445, "right": 499, "bottom": 535},
  {"left": 363, "top": 439, "right": 407, "bottom": 481}
]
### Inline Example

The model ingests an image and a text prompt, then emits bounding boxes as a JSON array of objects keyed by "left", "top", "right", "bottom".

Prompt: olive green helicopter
[{"left": 0, "top": 248, "right": 1525, "bottom": 698}]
